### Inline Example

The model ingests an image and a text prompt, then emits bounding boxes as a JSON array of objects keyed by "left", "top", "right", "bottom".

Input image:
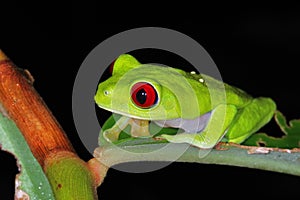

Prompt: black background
[{"left": 1, "top": 2, "right": 300, "bottom": 199}]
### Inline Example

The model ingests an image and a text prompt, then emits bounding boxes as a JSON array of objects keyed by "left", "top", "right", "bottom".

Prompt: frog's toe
[{"left": 103, "top": 130, "right": 120, "bottom": 142}]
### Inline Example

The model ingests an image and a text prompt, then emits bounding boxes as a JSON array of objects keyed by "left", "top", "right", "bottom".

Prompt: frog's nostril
[{"left": 104, "top": 90, "right": 110, "bottom": 96}]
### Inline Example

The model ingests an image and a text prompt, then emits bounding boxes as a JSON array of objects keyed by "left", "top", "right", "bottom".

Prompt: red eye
[{"left": 131, "top": 82, "right": 158, "bottom": 108}]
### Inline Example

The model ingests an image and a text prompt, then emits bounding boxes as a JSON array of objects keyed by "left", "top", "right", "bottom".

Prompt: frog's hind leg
[
  {"left": 225, "top": 97, "right": 276, "bottom": 144},
  {"left": 161, "top": 104, "right": 238, "bottom": 149}
]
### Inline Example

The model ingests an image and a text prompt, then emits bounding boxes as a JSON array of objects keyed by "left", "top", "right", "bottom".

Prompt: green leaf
[
  {"left": 243, "top": 110, "right": 300, "bottom": 148},
  {"left": 0, "top": 112, "right": 55, "bottom": 199}
]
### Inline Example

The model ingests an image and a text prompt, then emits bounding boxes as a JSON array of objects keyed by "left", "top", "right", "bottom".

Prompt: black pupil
[{"left": 136, "top": 89, "right": 147, "bottom": 104}]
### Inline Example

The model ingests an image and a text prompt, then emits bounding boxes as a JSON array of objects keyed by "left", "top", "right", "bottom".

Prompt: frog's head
[{"left": 95, "top": 54, "right": 200, "bottom": 120}]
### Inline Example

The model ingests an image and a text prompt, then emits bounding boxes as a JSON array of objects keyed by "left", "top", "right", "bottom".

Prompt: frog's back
[{"left": 182, "top": 70, "right": 253, "bottom": 114}]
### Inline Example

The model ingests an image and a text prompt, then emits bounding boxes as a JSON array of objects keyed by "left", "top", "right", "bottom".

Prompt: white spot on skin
[
  {"left": 190, "top": 71, "right": 196, "bottom": 74},
  {"left": 199, "top": 78, "right": 204, "bottom": 83}
]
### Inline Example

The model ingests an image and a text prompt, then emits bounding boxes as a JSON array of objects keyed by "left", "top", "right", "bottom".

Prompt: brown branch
[
  {"left": 0, "top": 50, "right": 74, "bottom": 166},
  {"left": 0, "top": 50, "right": 104, "bottom": 199}
]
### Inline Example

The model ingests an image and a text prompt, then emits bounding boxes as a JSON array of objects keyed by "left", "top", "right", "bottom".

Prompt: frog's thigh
[
  {"left": 162, "top": 104, "right": 237, "bottom": 149},
  {"left": 226, "top": 97, "right": 276, "bottom": 143}
]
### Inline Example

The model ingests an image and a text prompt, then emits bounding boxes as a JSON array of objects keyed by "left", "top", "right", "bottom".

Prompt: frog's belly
[{"left": 153, "top": 112, "right": 211, "bottom": 133}]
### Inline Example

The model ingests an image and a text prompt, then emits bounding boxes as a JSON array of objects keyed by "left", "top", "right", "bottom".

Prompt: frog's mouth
[{"left": 97, "top": 105, "right": 149, "bottom": 120}]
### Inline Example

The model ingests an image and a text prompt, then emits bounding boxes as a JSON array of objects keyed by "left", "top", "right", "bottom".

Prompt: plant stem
[
  {"left": 0, "top": 50, "right": 101, "bottom": 199},
  {"left": 94, "top": 142, "right": 300, "bottom": 176},
  {"left": 0, "top": 51, "right": 74, "bottom": 164}
]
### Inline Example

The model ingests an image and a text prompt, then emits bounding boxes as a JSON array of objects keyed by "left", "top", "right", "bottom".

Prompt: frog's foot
[
  {"left": 103, "top": 117, "right": 151, "bottom": 142},
  {"left": 129, "top": 119, "right": 151, "bottom": 138},
  {"left": 103, "top": 129, "right": 121, "bottom": 142}
]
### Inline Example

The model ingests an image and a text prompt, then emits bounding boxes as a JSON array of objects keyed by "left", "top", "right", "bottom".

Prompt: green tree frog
[{"left": 95, "top": 54, "right": 276, "bottom": 149}]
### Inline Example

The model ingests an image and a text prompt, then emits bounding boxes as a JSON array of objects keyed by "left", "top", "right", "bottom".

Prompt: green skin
[{"left": 95, "top": 54, "right": 276, "bottom": 149}]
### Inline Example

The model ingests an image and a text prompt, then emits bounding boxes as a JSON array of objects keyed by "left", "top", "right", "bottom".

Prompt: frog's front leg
[
  {"left": 129, "top": 119, "right": 151, "bottom": 138},
  {"left": 103, "top": 116, "right": 151, "bottom": 142},
  {"left": 103, "top": 116, "right": 131, "bottom": 142}
]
